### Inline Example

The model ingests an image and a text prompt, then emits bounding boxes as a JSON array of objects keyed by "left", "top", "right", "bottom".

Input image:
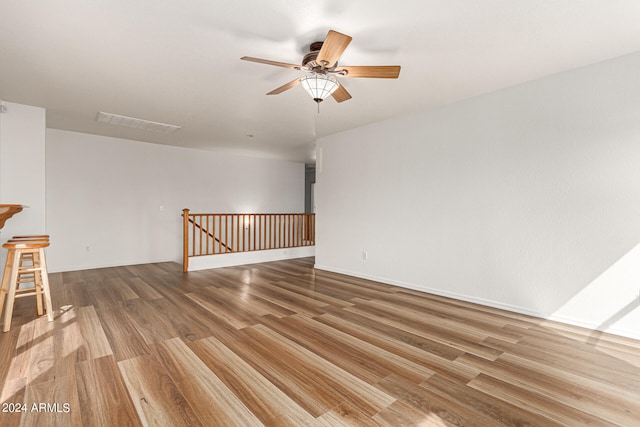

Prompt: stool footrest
[
  {"left": 17, "top": 267, "right": 41, "bottom": 273},
  {"left": 15, "top": 290, "right": 45, "bottom": 298}
]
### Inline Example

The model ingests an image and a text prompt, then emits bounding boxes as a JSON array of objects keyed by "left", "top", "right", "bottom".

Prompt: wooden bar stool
[
  {"left": 7, "top": 236, "right": 50, "bottom": 315},
  {"left": 0, "top": 238, "right": 53, "bottom": 332}
]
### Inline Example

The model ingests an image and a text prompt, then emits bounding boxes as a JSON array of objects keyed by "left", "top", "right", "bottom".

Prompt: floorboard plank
[
  {"left": 153, "top": 338, "right": 264, "bottom": 426},
  {"left": 21, "top": 374, "right": 81, "bottom": 427},
  {"left": 187, "top": 335, "right": 317, "bottom": 426},
  {"left": 117, "top": 353, "right": 203, "bottom": 426},
  {"left": 75, "top": 355, "right": 141, "bottom": 427}
]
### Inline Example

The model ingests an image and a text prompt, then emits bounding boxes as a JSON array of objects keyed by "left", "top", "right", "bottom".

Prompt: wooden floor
[{"left": 1, "top": 257, "right": 639, "bottom": 426}]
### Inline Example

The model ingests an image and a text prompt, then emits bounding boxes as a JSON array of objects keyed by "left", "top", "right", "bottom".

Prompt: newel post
[{"left": 182, "top": 208, "right": 190, "bottom": 272}]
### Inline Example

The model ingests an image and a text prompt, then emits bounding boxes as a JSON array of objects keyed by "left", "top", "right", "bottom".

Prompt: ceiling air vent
[{"left": 96, "top": 112, "right": 181, "bottom": 134}]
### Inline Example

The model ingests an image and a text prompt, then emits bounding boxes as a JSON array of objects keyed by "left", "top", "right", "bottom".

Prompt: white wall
[
  {"left": 46, "top": 129, "right": 304, "bottom": 272},
  {"left": 316, "top": 51, "right": 640, "bottom": 339},
  {"left": 0, "top": 102, "right": 46, "bottom": 267}
]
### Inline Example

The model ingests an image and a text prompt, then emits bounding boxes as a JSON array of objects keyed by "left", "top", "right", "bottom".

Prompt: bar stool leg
[
  {"left": 32, "top": 251, "right": 45, "bottom": 316},
  {"left": 3, "top": 250, "right": 21, "bottom": 332},
  {"left": 0, "top": 252, "right": 12, "bottom": 321},
  {"left": 38, "top": 248, "right": 54, "bottom": 321},
  {"left": 34, "top": 268, "right": 45, "bottom": 317}
]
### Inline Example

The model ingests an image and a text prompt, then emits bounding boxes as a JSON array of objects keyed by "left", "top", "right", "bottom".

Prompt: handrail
[{"left": 182, "top": 209, "right": 315, "bottom": 272}]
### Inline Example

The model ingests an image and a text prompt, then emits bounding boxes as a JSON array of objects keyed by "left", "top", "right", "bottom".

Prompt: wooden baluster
[
  {"left": 191, "top": 214, "right": 196, "bottom": 257},
  {"left": 224, "top": 215, "right": 228, "bottom": 253},
  {"left": 306, "top": 214, "right": 310, "bottom": 244},
  {"left": 198, "top": 215, "right": 202, "bottom": 254},
  {"left": 213, "top": 215, "right": 216, "bottom": 254},
  {"left": 290, "top": 214, "right": 294, "bottom": 247},
  {"left": 227, "top": 214, "right": 231, "bottom": 252},
  {"left": 241, "top": 215, "right": 245, "bottom": 252},
  {"left": 194, "top": 215, "right": 198, "bottom": 256},
  {"left": 286, "top": 214, "right": 289, "bottom": 248},
  {"left": 211, "top": 215, "right": 215, "bottom": 254},
  {"left": 182, "top": 209, "right": 189, "bottom": 272},
  {"left": 213, "top": 215, "right": 222, "bottom": 254},
  {"left": 303, "top": 214, "right": 307, "bottom": 245},
  {"left": 205, "top": 215, "right": 210, "bottom": 254},
  {"left": 286, "top": 214, "right": 290, "bottom": 248},
  {"left": 236, "top": 214, "right": 239, "bottom": 252}
]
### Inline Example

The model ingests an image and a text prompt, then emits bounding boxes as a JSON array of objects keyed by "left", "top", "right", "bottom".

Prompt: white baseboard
[
  {"left": 189, "top": 246, "right": 315, "bottom": 271},
  {"left": 314, "top": 264, "right": 640, "bottom": 341},
  {"left": 50, "top": 257, "right": 178, "bottom": 273}
]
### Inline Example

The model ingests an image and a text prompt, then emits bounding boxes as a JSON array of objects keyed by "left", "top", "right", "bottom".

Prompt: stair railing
[{"left": 182, "top": 209, "right": 315, "bottom": 272}]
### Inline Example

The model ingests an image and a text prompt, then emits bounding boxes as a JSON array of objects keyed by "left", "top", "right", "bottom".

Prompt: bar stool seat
[{"left": 0, "top": 238, "right": 53, "bottom": 332}]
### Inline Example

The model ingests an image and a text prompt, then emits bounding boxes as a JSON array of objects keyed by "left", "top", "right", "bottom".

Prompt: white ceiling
[{"left": 2, "top": 1, "right": 640, "bottom": 164}]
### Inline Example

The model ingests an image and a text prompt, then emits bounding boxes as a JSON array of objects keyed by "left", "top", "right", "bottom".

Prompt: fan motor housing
[
  {"left": 302, "top": 41, "right": 337, "bottom": 71},
  {"left": 302, "top": 51, "right": 319, "bottom": 67}
]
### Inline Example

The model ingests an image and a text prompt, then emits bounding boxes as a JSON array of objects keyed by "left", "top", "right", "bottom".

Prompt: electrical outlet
[
  {"left": 362, "top": 250, "right": 368, "bottom": 260},
  {"left": 85, "top": 246, "right": 90, "bottom": 253}
]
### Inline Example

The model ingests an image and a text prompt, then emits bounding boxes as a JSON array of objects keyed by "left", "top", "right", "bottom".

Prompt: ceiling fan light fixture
[{"left": 300, "top": 74, "right": 339, "bottom": 103}]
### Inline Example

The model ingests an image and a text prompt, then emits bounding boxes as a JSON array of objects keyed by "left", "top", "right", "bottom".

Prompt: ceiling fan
[{"left": 241, "top": 30, "right": 400, "bottom": 107}]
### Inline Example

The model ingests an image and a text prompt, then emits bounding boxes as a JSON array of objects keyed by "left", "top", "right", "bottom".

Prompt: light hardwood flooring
[{"left": 1, "top": 257, "right": 639, "bottom": 426}]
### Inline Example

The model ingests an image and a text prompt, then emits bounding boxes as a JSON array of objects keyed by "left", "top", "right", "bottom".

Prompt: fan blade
[
  {"left": 267, "top": 78, "right": 302, "bottom": 95},
  {"left": 317, "top": 30, "right": 352, "bottom": 68},
  {"left": 332, "top": 83, "right": 352, "bottom": 103},
  {"left": 241, "top": 56, "right": 301, "bottom": 70},
  {"left": 337, "top": 65, "right": 401, "bottom": 79}
]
